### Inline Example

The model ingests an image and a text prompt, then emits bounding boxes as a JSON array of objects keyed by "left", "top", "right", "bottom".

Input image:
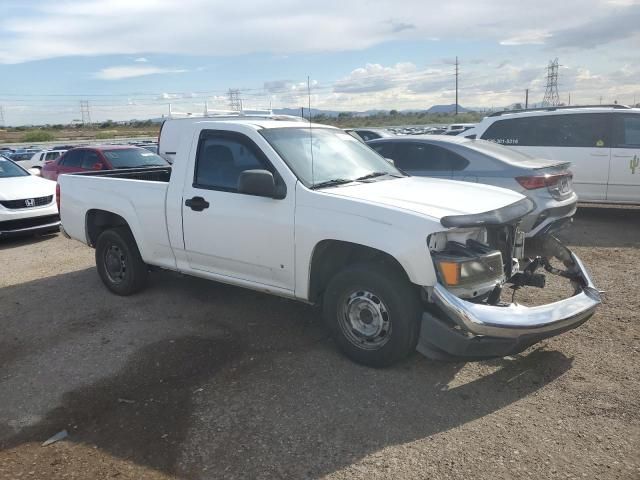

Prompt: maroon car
[{"left": 42, "top": 145, "right": 167, "bottom": 181}]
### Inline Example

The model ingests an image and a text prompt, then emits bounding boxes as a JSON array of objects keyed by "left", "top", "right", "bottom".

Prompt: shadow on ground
[
  {"left": 559, "top": 205, "right": 640, "bottom": 248},
  {"left": 0, "top": 266, "right": 573, "bottom": 478}
]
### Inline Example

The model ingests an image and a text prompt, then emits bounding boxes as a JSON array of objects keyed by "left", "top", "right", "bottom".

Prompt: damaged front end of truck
[{"left": 419, "top": 197, "right": 601, "bottom": 360}]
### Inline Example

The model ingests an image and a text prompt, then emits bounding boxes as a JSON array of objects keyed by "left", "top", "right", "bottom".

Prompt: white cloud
[
  {"left": 500, "top": 30, "right": 552, "bottom": 46},
  {"left": 0, "top": 0, "right": 636, "bottom": 63},
  {"left": 134, "top": 57, "right": 148, "bottom": 63},
  {"left": 94, "top": 65, "right": 187, "bottom": 80}
]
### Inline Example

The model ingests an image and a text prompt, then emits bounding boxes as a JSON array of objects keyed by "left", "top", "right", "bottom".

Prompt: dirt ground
[{"left": 0, "top": 205, "right": 638, "bottom": 480}]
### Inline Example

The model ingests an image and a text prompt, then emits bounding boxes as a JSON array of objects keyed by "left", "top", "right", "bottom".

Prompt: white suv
[{"left": 464, "top": 105, "right": 640, "bottom": 203}]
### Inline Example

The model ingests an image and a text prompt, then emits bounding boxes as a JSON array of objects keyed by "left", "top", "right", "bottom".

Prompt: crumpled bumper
[{"left": 418, "top": 248, "right": 601, "bottom": 360}]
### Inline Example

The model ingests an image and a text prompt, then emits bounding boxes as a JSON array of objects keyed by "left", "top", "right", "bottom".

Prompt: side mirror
[
  {"left": 238, "top": 169, "right": 284, "bottom": 198},
  {"left": 28, "top": 167, "right": 41, "bottom": 176},
  {"left": 92, "top": 162, "right": 104, "bottom": 170},
  {"left": 385, "top": 158, "right": 395, "bottom": 166}
]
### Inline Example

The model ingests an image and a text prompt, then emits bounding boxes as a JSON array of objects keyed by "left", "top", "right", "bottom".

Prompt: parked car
[
  {"left": 344, "top": 128, "right": 395, "bottom": 142},
  {"left": 59, "top": 115, "right": 600, "bottom": 367},
  {"left": 42, "top": 145, "right": 168, "bottom": 181},
  {"left": 367, "top": 135, "right": 577, "bottom": 237},
  {"left": 464, "top": 105, "right": 640, "bottom": 203},
  {"left": 0, "top": 157, "right": 60, "bottom": 238},
  {"left": 444, "top": 123, "right": 476, "bottom": 136},
  {"left": 20, "top": 149, "right": 67, "bottom": 172}
]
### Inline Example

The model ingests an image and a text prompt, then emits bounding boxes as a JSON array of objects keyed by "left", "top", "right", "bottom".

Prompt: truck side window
[{"left": 194, "top": 133, "right": 272, "bottom": 192}]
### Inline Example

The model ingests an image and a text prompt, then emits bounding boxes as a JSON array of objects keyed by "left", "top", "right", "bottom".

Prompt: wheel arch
[
  {"left": 85, "top": 209, "right": 134, "bottom": 247},
  {"left": 307, "top": 239, "right": 412, "bottom": 305}
]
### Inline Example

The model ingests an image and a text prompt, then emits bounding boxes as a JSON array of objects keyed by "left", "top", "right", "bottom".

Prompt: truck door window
[{"left": 194, "top": 132, "right": 273, "bottom": 192}]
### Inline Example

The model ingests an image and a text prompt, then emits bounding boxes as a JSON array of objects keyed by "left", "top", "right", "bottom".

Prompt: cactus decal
[{"left": 631, "top": 155, "right": 639, "bottom": 174}]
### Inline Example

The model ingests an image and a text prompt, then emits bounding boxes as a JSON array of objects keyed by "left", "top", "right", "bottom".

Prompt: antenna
[{"left": 307, "top": 75, "right": 314, "bottom": 187}]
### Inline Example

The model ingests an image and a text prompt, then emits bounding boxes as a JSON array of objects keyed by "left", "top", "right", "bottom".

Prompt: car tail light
[
  {"left": 56, "top": 183, "right": 61, "bottom": 211},
  {"left": 516, "top": 173, "right": 572, "bottom": 190}
]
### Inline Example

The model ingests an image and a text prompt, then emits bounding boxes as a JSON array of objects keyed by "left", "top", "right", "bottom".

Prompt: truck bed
[{"left": 70, "top": 166, "right": 171, "bottom": 182}]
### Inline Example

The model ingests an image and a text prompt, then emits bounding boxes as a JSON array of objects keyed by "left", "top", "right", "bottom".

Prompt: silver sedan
[{"left": 367, "top": 135, "right": 577, "bottom": 237}]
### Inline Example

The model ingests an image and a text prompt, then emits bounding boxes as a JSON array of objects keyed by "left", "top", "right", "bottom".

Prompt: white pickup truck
[{"left": 59, "top": 115, "right": 601, "bottom": 366}]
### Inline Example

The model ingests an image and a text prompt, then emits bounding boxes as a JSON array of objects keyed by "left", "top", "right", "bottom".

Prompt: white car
[
  {"left": 59, "top": 115, "right": 600, "bottom": 367},
  {"left": 0, "top": 157, "right": 60, "bottom": 238},
  {"left": 464, "top": 105, "right": 640, "bottom": 203},
  {"left": 19, "top": 149, "right": 67, "bottom": 172}
]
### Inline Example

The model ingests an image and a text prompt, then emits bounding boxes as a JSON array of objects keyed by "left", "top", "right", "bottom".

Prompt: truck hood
[
  {"left": 0, "top": 175, "right": 56, "bottom": 201},
  {"left": 323, "top": 176, "right": 526, "bottom": 220}
]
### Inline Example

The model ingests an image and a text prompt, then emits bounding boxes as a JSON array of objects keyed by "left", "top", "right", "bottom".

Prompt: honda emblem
[{"left": 25, "top": 198, "right": 35, "bottom": 207}]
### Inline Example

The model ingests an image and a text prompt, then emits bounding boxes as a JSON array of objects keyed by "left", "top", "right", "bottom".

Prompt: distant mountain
[{"left": 426, "top": 104, "right": 469, "bottom": 114}]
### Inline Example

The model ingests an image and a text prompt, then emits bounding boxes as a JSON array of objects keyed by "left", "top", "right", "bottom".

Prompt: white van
[{"left": 465, "top": 105, "right": 640, "bottom": 203}]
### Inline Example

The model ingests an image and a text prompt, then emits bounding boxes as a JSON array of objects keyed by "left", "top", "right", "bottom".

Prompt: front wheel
[
  {"left": 323, "top": 262, "right": 421, "bottom": 367},
  {"left": 95, "top": 227, "right": 148, "bottom": 296}
]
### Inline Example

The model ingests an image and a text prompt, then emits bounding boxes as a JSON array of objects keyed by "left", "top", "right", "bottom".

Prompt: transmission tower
[
  {"left": 454, "top": 56, "right": 459, "bottom": 115},
  {"left": 0, "top": 106, "right": 5, "bottom": 127},
  {"left": 542, "top": 58, "right": 560, "bottom": 107},
  {"left": 80, "top": 100, "right": 92, "bottom": 125},
  {"left": 227, "top": 89, "right": 242, "bottom": 111}
]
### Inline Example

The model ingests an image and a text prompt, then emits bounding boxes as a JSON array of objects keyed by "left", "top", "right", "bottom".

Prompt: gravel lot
[{"left": 0, "top": 205, "right": 638, "bottom": 479}]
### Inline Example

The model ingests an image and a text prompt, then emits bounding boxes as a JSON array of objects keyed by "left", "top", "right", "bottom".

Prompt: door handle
[{"left": 185, "top": 196, "right": 210, "bottom": 212}]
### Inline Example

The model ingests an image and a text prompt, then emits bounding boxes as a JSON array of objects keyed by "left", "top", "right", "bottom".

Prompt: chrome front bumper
[{"left": 418, "top": 249, "right": 601, "bottom": 359}]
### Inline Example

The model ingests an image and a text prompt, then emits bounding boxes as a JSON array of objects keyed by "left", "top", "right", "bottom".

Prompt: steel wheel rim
[
  {"left": 339, "top": 289, "right": 392, "bottom": 350},
  {"left": 104, "top": 244, "right": 126, "bottom": 284}
]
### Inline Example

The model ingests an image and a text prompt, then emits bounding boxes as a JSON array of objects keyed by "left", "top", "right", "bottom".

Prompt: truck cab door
[
  {"left": 608, "top": 112, "right": 640, "bottom": 202},
  {"left": 180, "top": 129, "right": 295, "bottom": 292}
]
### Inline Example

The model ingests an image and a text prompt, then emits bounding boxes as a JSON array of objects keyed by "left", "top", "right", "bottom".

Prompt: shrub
[{"left": 22, "top": 131, "right": 55, "bottom": 142}]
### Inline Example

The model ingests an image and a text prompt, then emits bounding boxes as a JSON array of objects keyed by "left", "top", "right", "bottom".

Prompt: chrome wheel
[
  {"left": 104, "top": 244, "right": 126, "bottom": 284},
  {"left": 339, "top": 290, "right": 392, "bottom": 350}
]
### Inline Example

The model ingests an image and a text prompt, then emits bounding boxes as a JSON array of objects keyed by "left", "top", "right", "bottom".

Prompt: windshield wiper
[
  {"left": 311, "top": 178, "right": 354, "bottom": 190},
  {"left": 354, "top": 171, "right": 404, "bottom": 181}
]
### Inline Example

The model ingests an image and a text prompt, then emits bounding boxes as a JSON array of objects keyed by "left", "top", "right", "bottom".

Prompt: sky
[{"left": 0, "top": 0, "right": 638, "bottom": 125}]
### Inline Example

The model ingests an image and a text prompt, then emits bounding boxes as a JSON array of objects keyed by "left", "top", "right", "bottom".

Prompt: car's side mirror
[
  {"left": 92, "top": 162, "right": 104, "bottom": 170},
  {"left": 385, "top": 158, "right": 395, "bottom": 166},
  {"left": 238, "top": 169, "right": 284, "bottom": 199},
  {"left": 28, "top": 167, "right": 41, "bottom": 175}
]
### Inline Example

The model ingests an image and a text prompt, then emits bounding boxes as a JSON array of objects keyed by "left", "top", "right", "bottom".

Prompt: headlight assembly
[{"left": 435, "top": 250, "right": 504, "bottom": 288}]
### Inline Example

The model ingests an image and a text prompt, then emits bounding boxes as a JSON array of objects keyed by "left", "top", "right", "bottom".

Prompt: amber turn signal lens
[{"left": 438, "top": 261, "right": 460, "bottom": 286}]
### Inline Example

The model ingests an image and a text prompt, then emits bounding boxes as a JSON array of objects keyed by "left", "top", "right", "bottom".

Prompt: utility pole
[
  {"left": 454, "top": 56, "right": 459, "bottom": 115},
  {"left": 599, "top": 95, "right": 603, "bottom": 105},
  {"left": 80, "top": 100, "right": 92, "bottom": 125},
  {"left": 541, "top": 58, "right": 560, "bottom": 107},
  {"left": 227, "top": 89, "right": 242, "bottom": 111},
  {"left": 525, "top": 89, "right": 529, "bottom": 109},
  {"left": 0, "top": 106, "right": 5, "bottom": 127},
  {"left": 568, "top": 92, "right": 571, "bottom": 105}
]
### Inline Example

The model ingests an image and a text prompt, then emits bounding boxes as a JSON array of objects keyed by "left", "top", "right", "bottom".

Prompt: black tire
[
  {"left": 95, "top": 227, "right": 148, "bottom": 296},
  {"left": 323, "top": 262, "right": 421, "bottom": 367}
]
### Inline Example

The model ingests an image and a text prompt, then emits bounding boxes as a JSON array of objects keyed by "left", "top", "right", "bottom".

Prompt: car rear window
[{"left": 102, "top": 148, "right": 167, "bottom": 168}]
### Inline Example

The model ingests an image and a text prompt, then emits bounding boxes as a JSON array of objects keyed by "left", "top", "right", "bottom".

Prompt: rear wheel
[
  {"left": 323, "top": 262, "right": 421, "bottom": 367},
  {"left": 95, "top": 227, "right": 148, "bottom": 295}
]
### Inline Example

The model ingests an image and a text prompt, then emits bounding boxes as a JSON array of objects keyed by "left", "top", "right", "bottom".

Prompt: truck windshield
[
  {"left": 0, "top": 158, "right": 29, "bottom": 178},
  {"left": 261, "top": 127, "right": 403, "bottom": 188},
  {"left": 102, "top": 148, "right": 167, "bottom": 169}
]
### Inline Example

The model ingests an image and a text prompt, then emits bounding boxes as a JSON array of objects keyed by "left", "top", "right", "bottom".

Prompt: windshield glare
[
  {"left": 0, "top": 158, "right": 29, "bottom": 178},
  {"left": 102, "top": 148, "right": 167, "bottom": 168},
  {"left": 261, "top": 127, "right": 401, "bottom": 187}
]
